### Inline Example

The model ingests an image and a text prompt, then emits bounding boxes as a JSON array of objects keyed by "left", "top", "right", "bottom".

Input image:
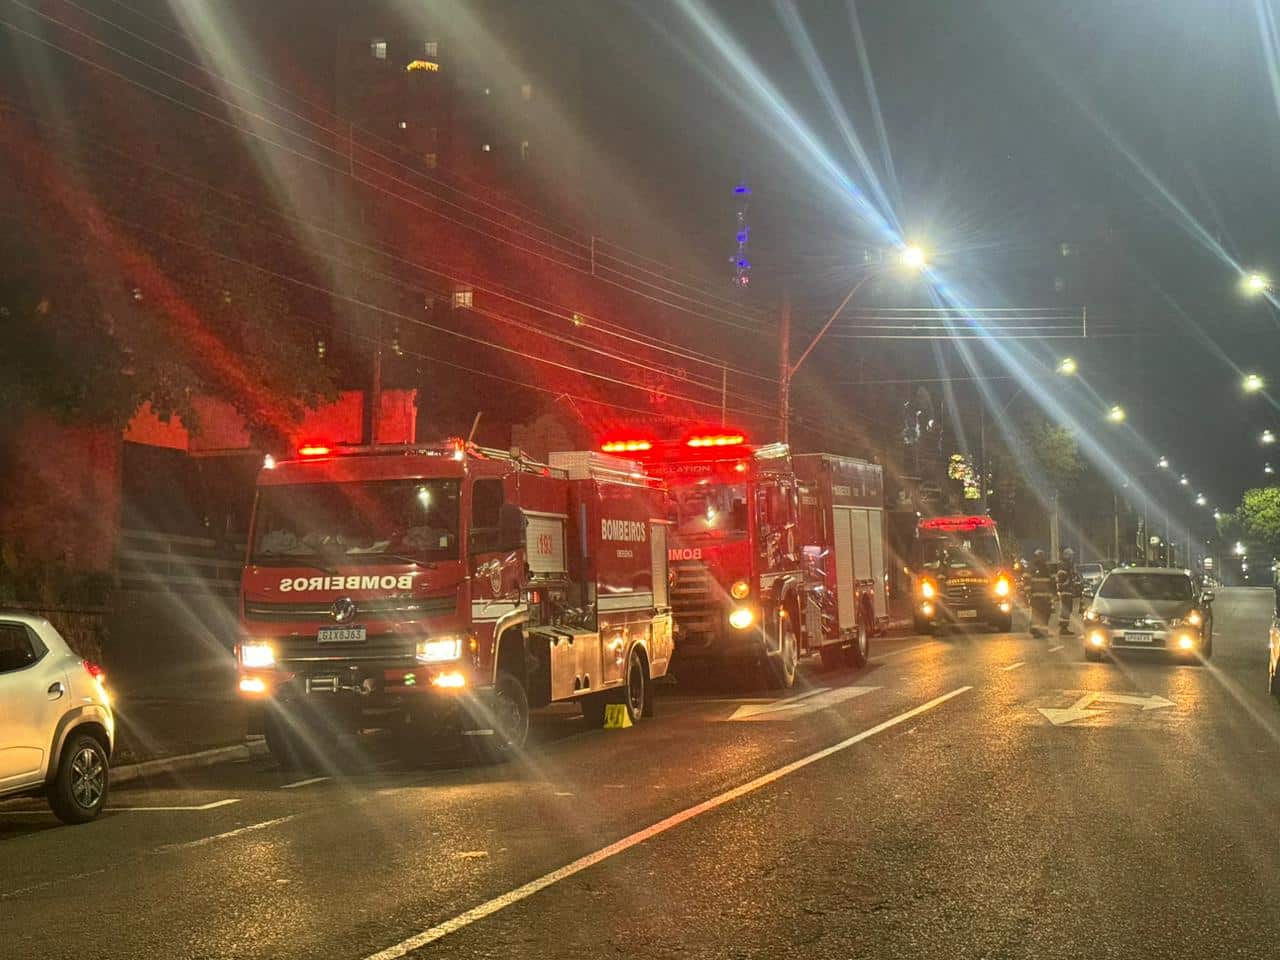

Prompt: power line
[{"left": 22, "top": 0, "right": 767, "bottom": 330}]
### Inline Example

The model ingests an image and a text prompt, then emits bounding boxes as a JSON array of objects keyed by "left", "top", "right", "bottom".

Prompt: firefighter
[
  {"left": 1056, "top": 547, "right": 1081, "bottom": 636},
  {"left": 1027, "top": 549, "right": 1055, "bottom": 637}
]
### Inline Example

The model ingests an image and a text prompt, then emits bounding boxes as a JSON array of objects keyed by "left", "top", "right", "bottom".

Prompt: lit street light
[
  {"left": 1234, "top": 541, "right": 1246, "bottom": 556},
  {"left": 1157, "top": 455, "right": 1170, "bottom": 469},
  {"left": 1057, "top": 356, "right": 1078, "bottom": 376},
  {"left": 1179, "top": 474, "right": 1190, "bottom": 486},
  {"left": 1266, "top": 462, "right": 1275, "bottom": 476},
  {"left": 1244, "top": 272, "right": 1270, "bottom": 296},
  {"left": 1213, "top": 509, "right": 1222, "bottom": 520},
  {"left": 1244, "top": 372, "right": 1265, "bottom": 393},
  {"left": 1195, "top": 493, "right": 1207, "bottom": 506},
  {"left": 900, "top": 244, "right": 927, "bottom": 270},
  {"left": 1263, "top": 428, "right": 1276, "bottom": 445},
  {"left": 1107, "top": 404, "right": 1126, "bottom": 423}
]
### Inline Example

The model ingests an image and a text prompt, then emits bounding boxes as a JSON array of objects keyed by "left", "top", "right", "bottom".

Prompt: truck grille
[
  {"left": 245, "top": 595, "right": 456, "bottom": 623},
  {"left": 670, "top": 560, "right": 720, "bottom": 634},
  {"left": 945, "top": 581, "right": 982, "bottom": 604},
  {"left": 274, "top": 633, "right": 416, "bottom": 665}
]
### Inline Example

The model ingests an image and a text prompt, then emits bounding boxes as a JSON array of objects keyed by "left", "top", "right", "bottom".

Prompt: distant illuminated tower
[{"left": 730, "top": 182, "right": 751, "bottom": 288}]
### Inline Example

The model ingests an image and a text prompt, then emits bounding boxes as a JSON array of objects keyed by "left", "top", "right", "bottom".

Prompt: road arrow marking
[
  {"left": 1037, "top": 691, "right": 1175, "bottom": 726},
  {"left": 728, "top": 686, "right": 878, "bottom": 721},
  {"left": 1001, "top": 661, "right": 1025, "bottom": 672}
]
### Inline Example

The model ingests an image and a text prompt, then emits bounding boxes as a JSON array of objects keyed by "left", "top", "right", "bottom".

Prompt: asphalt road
[{"left": 4, "top": 587, "right": 1279, "bottom": 959}]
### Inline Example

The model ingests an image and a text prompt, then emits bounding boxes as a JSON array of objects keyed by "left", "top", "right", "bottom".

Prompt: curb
[{"left": 112, "top": 738, "right": 267, "bottom": 785}]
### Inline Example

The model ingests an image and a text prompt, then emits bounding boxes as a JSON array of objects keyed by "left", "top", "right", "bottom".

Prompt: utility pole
[
  {"left": 778, "top": 294, "right": 791, "bottom": 445},
  {"left": 364, "top": 318, "right": 383, "bottom": 446}
]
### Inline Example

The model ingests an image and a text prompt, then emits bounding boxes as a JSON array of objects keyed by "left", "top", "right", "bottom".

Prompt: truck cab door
[{"left": 755, "top": 478, "right": 799, "bottom": 576}]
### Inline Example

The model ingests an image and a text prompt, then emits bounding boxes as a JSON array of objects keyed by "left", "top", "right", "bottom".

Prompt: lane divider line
[
  {"left": 874, "top": 641, "right": 934, "bottom": 661},
  {"left": 107, "top": 799, "right": 241, "bottom": 812},
  {"left": 159, "top": 815, "right": 298, "bottom": 851},
  {"left": 281, "top": 776, "right": 330, "bottom": 791},
  {"left": 1048, "top": 645, "right": 1064, "bottom": 653},
  {"left": 363, "top": 685, "right": 973, "bottom": 960},
  {"left": 1001, "top": 662, "right": 1025, "bottom": 672}
]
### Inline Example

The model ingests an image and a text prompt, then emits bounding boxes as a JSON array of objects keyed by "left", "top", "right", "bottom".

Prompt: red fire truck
[
  {"left": 235, "top": 440, "right": 673, "bottom": 767},
  {"left": 909, "top": 514, "right": 1014, "bottom": 633},
  {"left": 601, "top": 433, "right": 886, "bottom": 688}
]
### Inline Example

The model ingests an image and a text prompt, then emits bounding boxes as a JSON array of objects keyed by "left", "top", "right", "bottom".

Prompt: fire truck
[
  {"left": 601, "top": 433, "right": 886, "bottom": 688},
  {"left": 234, "top": 440, "right": 673, "bottom": 767},
  {"left": 909, "top": 514, "right": 1014, "bottom": 633}
]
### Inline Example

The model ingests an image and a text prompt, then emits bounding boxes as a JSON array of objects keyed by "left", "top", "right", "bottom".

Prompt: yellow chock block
[{"left": 603, "top": 703, "right": 632, "bottom": 729}]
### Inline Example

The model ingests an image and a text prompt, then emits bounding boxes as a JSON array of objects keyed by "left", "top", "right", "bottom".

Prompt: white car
[{"left": 0, "top": 614, "right": 115, "bottom": 822}]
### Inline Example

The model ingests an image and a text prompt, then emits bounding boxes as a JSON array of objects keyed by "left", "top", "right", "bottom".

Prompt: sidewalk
[{"left": 110, "top": 692, "right": 250, "bottom": 766}]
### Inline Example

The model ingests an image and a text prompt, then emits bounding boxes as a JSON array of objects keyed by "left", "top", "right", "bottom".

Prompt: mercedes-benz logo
[{"left": 330, "top": 597, "right": 357, "bottom": 623}]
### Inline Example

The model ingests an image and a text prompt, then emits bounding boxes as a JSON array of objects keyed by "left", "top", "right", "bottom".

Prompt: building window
[
  {"left": 481, "top": 143, "right": 491, "bottom": 152},
  {"left": 398, "top": 120, "right": 408, "bottom": 130},
  {"left": 521, "top": 82, "right": 533, "bottom": 102},
  {"left": 370, "top": 40, "right": 387, "bottom": 60},
  {"left": 520, "top": 140, "right": 530, "bottom": 161},
  {"left": 425, "top": 40, "right": 438, "bottom": 57},
  {"left": 424, "top": 152, "right": 438, "bottom": 169},
  {"left": 453, "top": 288, "right": 474, "bottom": 309}
]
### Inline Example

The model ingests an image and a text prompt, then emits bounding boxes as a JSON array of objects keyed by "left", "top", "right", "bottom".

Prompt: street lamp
[
  {"left": 1234, "top": 541, "right": 1246, "bottom": 556},
  {"left": 1244, "top": 272, "right": 1270, "bottom": 296},
  {"left": 1263, "top": 428, "right": 1276, "bottom": 445},
  {"left": 1244, "top": 372, "right": 1265, "bottom": 393},
  {"left": 1107, "top": 404, "right": 1126, "bottom": 423},
  {"left": 1213, "top": 509, "right": 1222, "bottom": 520},
  {"left": 1179, "top": 474, "right": 1189, "bottom": 486},
  {"left": 1195, "top": 493, "right": 1207, "bottom": 506},
  {"left": 1057, "top": 356, "right": 1078, "bottom": 376},
  {"left": 1157, "top": 455, "right": 1170, "bottom": 469},
  {"left": 1266, "top": 462, "right": 1275, "bottom": 476},
  {"left": 780, "top": 244, "right": 929, "bottom": 443}
]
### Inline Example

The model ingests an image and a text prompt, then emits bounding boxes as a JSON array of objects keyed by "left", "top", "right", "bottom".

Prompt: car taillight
[{"left": 82, "top": 660, "right": 105, "bottom": 680}]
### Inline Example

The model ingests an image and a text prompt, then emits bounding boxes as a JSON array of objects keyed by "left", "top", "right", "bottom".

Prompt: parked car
[
  {"left": 1269, "top": 584, "right": 1280, "bottom": 699},
  {"left": 1081, "top": 567, "right": 1213, "bottom": 663},
  {"left": 0, "top": 614, "right": 114, "bottom": 823}
]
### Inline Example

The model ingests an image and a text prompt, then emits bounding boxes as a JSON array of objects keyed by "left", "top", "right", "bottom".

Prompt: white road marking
[
  {"left": 106, "top": 799, "right": 242, "bottom": 812},
  {"left": 281, "top": 776, "right": 330, "bottom": 790},
  {"left": 875, "top": 642, "right": 933, "bottom": 661},
  {"left": 362, "top": 686, "right": 972, "bottom": 959},
  {"left": 1048, "top": 645, "right": 1064, "bottom": 653},
  {"left": 553, "top": 792, "right": 574, "bottom": 797},
  {"left": 160, "top": 815, "right": 298, "bottom": 850},
  {"left": 727, "top": 686, "right": 878, "bottom": 721},
  {"left": 1001, "top": 662, "right": 1025, "bottom": 672},
  {"left": 1038, "top": 691, "right": 1175, "bottom": 725}
]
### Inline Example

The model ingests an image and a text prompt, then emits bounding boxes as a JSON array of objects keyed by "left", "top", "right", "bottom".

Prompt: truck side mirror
[{"left": 498, "top": 503, "right": 526, "bottom": 552}]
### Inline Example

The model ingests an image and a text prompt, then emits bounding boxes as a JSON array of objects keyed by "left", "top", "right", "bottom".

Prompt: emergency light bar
[
  {"left": 686, "top": 434, "right": 745, "bottom": 448},
  {"left": 601, "top": 439, "right": 653, "bottom": 453},
  {"left": 920, "top": 515, "right": 994, "bottom": 532},
  {"left": 298, "top": 444, "right": 332, "bottom": 457}
]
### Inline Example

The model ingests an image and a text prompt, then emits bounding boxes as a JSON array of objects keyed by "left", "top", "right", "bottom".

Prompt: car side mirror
[{"left": 498, "top": 503, "right": 526, "bottom": 552}]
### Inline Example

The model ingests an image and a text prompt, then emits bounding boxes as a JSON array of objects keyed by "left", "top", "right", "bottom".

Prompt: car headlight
[
  {"left": 1084, "top": 609, "right": 1099, "bottom": 622},
  {"left": 993, "top": 576, "right": 1011, "bottom": 598},
  {"left": 1185, "top": 610, "right": 1203, "bottom": 627},
  {"left": 240, "top": 641, "right": 275, "bottom": 669},
  {"left": 416, "top": 636, "right": 463, "bottom": 663},
  {"left": 730, "top": 579, "right": 751, "bottom": 600},
  {"left": 920, "top": 579, "right": 937, "bottom": 600},
  {"left": 728, "top": 607, "right": 755, "bottom": 630}
]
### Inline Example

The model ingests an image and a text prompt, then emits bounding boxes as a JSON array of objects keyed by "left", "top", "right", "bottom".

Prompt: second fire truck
[{"left": 602, "top": 433, "right": 887, "bottom": 688}]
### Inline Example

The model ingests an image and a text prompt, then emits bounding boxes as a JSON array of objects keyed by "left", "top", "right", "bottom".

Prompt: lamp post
[{"left": 779, "top": 244, "right": 927, "bottom": 444}]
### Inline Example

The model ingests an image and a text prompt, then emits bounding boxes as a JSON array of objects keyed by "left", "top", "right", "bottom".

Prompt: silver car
[
  {"left": 0, "top": 613, "right": 115, "bottom": 822},
  {"left": 1081, "top": 568, "right": 1213, "bottom": 663}
]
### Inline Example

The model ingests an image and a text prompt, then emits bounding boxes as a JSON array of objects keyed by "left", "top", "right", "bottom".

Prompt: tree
[{"left": 1224, "top": 487, "right": 1280, "bottom": 558}]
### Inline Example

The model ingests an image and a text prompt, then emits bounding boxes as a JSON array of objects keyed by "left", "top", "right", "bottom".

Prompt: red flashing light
[
  {"left": 298, "top": 444, "right": 332, "bottom": 457},
  {"left": 82, "top": 660, "right": 105, "bottom": 680},
  {"left": 602, "top": 439, "right": 653, "bottom": 453},
  {"left": 920, "top": 515, "right": 995, "bottom": 532},
  {"left": 687, "top": 434, "right": 746, "bottom": 448}
]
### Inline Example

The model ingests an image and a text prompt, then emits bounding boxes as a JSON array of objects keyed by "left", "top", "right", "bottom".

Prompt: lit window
[
  {"left": 482, "top": 143, "right": 491, "bottom": 152},
  {"left": 398, "top": 120, "right": 408, "bottom": 130},
  {"left": 425, "top": 41, "right": 438, "bottom": 57},
  {"left": 424, "top": 152, "right": 438, "bottom": 169},
  {"left": 453, "top": 289, "right": 473, "bottom": 309},
  {"left": 484, "top": 87, "right": 491, "bottom": 96},
  {"left": 1060, "top": 242, "right": 1075, "bottom": 257},
  {"left": 521, "top": 83, "right": 533, "bottom": 101},
  {"left": 370, "top": 40, "right": 387, "bottom": 60},
  {"left": 520, "top": 140, "right": 530, "bottom": 161}
]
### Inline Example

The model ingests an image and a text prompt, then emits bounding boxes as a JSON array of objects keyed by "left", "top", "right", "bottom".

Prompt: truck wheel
[
  {"left": 844, "top": 623, "right": 870, "bottom": 669},
  {"left": 767, "top": 616, "right": 799, "bottom": 689},
  {"left": 47, "top": 733, "right": 109, "bottom": 824},
  {"left": 622, "top": 647, "right": 650, "bottom": 723},
  {"left": 913, "top": 615, "right": 933, "bottom": 636},
  {"left": 994, "top": 614, "right": 1014, "bottom": 634},
  {"left": 471, "top": 670, "right": 530, "bottom": 764},
  {"left": 580, "top": 693, "right": 608, "bottom": 727}
]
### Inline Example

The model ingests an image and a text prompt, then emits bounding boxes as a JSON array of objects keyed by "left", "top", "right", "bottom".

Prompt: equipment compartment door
[
  {"left": 867, "top": 508, "right": 887, "bottom": 617},
  {"left": 832, "top": 505, "right": 856, "bottom": 630}
]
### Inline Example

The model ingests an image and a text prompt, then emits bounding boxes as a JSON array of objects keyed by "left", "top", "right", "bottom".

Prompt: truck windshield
[
  {"left": 668, "top": 483, "right": 749, "bottom": 538},
  {"left": 918, "top": 534, "right": 1002, "bottom": 572},
  {"left": 251, "top": 479, "right": 462, "bottom": 564}
]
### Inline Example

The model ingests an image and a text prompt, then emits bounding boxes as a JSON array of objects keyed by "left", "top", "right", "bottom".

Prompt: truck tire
[
  {"left": 47, "top": 732, "right": 109, "bottom": 824},
  {"left": 580, "top": 692, "right": 608, "bottom": 727},
  {"left": 621, "top": 647, "right": 650, "bottom": 723},
  {"left": 471, "top": 670, "right": 530, "bottom": 764},
  {"left": 819, "top": 645, "right": 845, "bottom": 671},
  {"left": 844, "top": 622, "right": 870, "bottom": 669},
  {"left": 913, "top": 614, "right": 933, "bottom": 636}
]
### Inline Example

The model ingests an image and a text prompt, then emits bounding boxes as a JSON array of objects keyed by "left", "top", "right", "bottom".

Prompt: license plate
[
  {"left": 957, "top": 609, "right": 978, "bottom": 619},
  {"left": 1123, "top": 632, "right": 1153, "bottom": 644},
  {"left": 317, "top": 626, "right": 366, "bottom": 644}
]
